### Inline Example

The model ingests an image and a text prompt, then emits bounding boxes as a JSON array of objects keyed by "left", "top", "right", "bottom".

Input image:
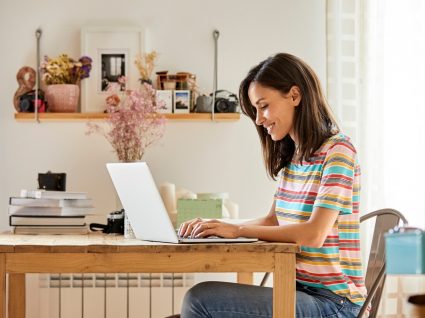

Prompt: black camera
[
  {"left": 38, "top": 171, "right": 66, "bottom": 191},
  {"left": 19, "top": 89, "right": 47, "bottom": 113},
  {"left": 196, "top": 90, "right": 239, "bottom": 113},
  {"left": 214, "top": 90, "right": 239, "bottom": 113},
  {"left": 90, "top": 209, "right": 125, "bottom": 235}
]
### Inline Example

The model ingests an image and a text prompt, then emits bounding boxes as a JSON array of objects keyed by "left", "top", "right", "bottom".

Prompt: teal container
[{"left": 385, "top": 230, "right": 425, "bottom": 274}]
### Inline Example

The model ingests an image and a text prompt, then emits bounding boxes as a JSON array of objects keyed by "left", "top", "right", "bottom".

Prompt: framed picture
[
  {"left": 156, "top": 90, "right": 173, "bottom": 113},
  {"left": 80, "top": 26, "right": 144, "bottom": 112},
  {"left": 173, "top": 90, "right": 190, "bottom": 113}
]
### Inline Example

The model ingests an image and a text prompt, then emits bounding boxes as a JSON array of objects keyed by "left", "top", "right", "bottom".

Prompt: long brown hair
[{"left": 239, "top": 53, "right": 339, "bottom": 180}]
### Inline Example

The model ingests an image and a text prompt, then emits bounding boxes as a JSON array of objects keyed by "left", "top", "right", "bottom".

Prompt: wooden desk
[{"left": 0, "top": 233, "right": 299, "bottom": 318}]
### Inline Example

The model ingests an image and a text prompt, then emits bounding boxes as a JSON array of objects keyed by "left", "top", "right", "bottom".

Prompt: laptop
[{"left": 106, "top": 162, "right": 258, "bottom": 244}]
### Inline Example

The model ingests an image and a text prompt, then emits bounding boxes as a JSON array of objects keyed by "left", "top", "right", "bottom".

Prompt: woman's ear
[{"left": 289, "top": 86, "right": 301, "bottom": 106}]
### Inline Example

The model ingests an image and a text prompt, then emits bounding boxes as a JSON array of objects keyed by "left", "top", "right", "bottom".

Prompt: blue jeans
[{"left": 181, "top": 281, "right": 361, "bottom": 318}]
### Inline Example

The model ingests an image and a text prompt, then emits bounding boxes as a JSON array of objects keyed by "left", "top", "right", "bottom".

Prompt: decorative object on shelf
[
  {"left": 156, "top": 71, "right": 198, "bottom": 111},
  {"left": 156, "top": 90, "right": 173, "bottom": 113},
  {"left": 156, "top": 71, "right": 196, "bottom": 91},
  {"left": 195, "top": 90, "right": 239, "bottom": 113},
  {"left": 86, "top": 77, "right": 166, "bottom": 162},
  {"left": 45, "top": 84, "right": 79, "bottom": 112},
  {"left": 134, "top": 50, "right": 157, "bottom": 85},
  {"left": 14, "top": 66, "right": 47, "bottom": 113},
  {"left": 81, "top": 26, "right": 144, "bottom": 113},
  {"left": 173, "top": 90, "right": 191, "bottom": 114},
  {"left": 40, "top": 54, "right": 92, "bottom": 112}
]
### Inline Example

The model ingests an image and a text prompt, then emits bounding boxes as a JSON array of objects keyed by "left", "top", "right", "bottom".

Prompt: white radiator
[{"left": 25, "top": 273, "right": 194, "bottom": 318}]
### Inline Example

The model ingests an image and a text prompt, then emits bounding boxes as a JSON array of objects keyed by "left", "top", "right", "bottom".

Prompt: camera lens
[
  {"left": 215, "top": 99, "right": 230, "bottom": 113},
  {"left": 19, "top": 98, "right": 32, "bottom": 112}
]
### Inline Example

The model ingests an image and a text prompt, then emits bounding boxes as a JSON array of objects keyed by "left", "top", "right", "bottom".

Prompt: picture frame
[
  {"left": 80, "top": 26, "right": 144, "bottom": 112},
  {"left": 173, "top": 90, "right": 190, "bottom": 114},
  {"left": 156, "top": 90, "right": 173, "bottom": 113}
]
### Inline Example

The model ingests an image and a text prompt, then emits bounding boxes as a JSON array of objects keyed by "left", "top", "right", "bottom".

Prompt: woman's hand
[
  {"left": 178, "top": 217, "right": 204, "bottom": 237},
  {"left": 178, "top": 218, "right": 241, "bottom": 238}
]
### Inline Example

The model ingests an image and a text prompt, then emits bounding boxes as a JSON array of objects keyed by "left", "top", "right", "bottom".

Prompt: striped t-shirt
[{"left": 274, "top": 133, "right": 367, "bottom": 305}]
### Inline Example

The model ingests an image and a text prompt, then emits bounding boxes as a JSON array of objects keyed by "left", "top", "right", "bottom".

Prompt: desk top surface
[{"left": 0, "top": 232, "right": 299, "bottom": 254}]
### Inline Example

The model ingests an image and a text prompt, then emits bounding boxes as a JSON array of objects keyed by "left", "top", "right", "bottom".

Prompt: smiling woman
[{"left": 178, "top": 53, "right": 366, "bottom": 318}]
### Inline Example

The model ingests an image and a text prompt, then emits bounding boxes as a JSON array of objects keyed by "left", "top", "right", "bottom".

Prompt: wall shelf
[{"left": 14, "top": 112, "right": 241, "bottom": 122}]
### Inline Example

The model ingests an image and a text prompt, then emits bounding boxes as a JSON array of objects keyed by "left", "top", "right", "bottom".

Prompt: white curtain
[
  {"left": 361, "top": 0, "right": 425, "bottom": 227},
  {"left": 327, "top": 1, "right": 425, "bottom": 315}
]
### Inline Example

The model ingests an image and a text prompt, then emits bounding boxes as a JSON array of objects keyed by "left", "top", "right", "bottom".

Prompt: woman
[{"left": 179, "top": 53, "right": 367, "bottom": 317}]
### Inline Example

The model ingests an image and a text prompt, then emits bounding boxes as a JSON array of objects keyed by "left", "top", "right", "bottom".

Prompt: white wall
[{"left": 0, "top": 0, "right": 326, "bottom": 229}]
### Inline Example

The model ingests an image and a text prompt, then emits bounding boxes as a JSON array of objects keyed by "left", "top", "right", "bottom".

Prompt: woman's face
[{"left": 248, "top": 82, "right": 301, "bottom": 142}]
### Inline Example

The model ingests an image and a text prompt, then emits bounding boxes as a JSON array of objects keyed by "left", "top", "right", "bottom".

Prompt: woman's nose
[{"left": 255, "top": 111, "right": 264, "bottom": 126}]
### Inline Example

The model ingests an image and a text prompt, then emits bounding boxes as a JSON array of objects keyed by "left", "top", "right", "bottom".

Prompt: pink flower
[
  {"left": 86, "top": 79, "right": 166, "bottom": 162},
  {"left": 118, "top": 76, "right": 127, "bottom": 84}
]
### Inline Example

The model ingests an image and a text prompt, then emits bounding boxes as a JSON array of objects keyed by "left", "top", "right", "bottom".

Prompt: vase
[
  {"left": 45, "top": 84, "right": 79, "bottom": 112},
  {"left": 123, "top": 213, "right": 136, "bottom": 239},
  {"left": 114, "top": 191, "right": 135, "bottom": 239}
]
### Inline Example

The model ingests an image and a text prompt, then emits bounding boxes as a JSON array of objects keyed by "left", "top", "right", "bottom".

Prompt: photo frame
[
  {"left": 173, "top": 90, "right": 190, "bottom": 114},
  {"left": 80, "top": 26, "right": 144, "bottom": 112},
  {"left": 156, "top": 90, "right": 173, "bottom": 113}
]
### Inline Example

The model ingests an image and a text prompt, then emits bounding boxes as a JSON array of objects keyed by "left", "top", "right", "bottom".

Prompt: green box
[{"left": 176, "top": 199, "right": 222, "bottom": 228}]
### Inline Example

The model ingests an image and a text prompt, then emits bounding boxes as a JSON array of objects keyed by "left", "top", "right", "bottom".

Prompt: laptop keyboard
[{"left": 176, "top": 231, "right": 220, "bottom": 239}]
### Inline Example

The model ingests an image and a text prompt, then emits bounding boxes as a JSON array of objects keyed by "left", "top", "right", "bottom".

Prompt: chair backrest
[{"left": 358, "top": 208, "right": 407, "bottom": 318}]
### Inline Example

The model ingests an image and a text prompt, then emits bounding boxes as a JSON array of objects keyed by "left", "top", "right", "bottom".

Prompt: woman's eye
[{"left": 260, "top": 104, "right": 268, "bottom": 110}]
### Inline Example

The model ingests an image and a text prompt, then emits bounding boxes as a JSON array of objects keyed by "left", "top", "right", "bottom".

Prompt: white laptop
[{"left": 106, "top": 162, "right": 258, "bottom": 244}]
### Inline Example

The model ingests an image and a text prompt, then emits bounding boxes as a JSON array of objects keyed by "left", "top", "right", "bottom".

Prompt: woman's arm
[
  {"left": 178, "top": 202, "right": 278, "bottom": 237},
  {"left": 192, "top": 206, "right": 339, "bottom": 248},
  {"left": 237, "top": 207, "right": 339, "bottom": 247}
]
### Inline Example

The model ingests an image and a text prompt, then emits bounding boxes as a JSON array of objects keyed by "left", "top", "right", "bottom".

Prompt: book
[
  {"left": 20, "top": 189, "right": 88, "bottom": 200},
  {"left": 12, "top": 225, "right": 89, "bottom": 235},
  {"left": 9, "top": 215, "right": 86, "bottom": 226},
  {"left": 9, "top": 205, "right": 94, "bottom": 216},
  {"left": 9, "top": 197, "right": 92, "bottom": 208}
]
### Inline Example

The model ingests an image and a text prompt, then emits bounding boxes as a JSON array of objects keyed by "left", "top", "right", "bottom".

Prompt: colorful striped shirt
[{"left": 274, "top": 133, "right": 367, "bottom": 305}]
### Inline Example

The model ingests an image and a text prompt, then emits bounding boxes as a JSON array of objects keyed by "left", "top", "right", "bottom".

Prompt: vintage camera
[
  {"left": 214, "top": 90, "right": 238, "bottom": 113},
  {"left": 196, "top": 90, "right": 239, "bottom": 113},
  {"left": 90, "top": 209, "right": 125, "bottom": 235},
  {"left": 38, "top": 171, "right": 67, "bottom": 191},
  {"left": 19, "top": 89, "right": 47, "bottom": 113}
]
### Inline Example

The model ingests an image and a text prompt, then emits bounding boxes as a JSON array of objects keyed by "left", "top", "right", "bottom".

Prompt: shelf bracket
[{"left": 35, "top": 28, "right": 42, "bottom": 123}]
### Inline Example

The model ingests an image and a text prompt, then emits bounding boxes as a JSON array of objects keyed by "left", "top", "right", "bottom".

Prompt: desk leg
[
  {"left": 237, "top": 272, "right": 253, "bottom": 285},
  {"left": 273, "top": 253, "right": 296, "bottom": 318},
  {"left": 9, "top": 274, "right": 25, "bottom": 318},
  {"left": 0, "top": 255, "right": 5, "bottom": 318}
]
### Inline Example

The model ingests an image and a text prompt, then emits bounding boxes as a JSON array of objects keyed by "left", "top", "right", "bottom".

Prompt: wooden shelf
[{"left": 14, "top": 112, "right": 241, "bottom": 122}]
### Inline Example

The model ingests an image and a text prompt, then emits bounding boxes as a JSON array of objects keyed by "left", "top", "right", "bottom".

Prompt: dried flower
[
  {"left": 134, "top": 51, "right": 158, "bottom": 83},
  {"left": 41, "top": 54, "right": 92, "bottom": 85},
  {"left": 87, "top": 77, "right": 166, "bottom": 162}
]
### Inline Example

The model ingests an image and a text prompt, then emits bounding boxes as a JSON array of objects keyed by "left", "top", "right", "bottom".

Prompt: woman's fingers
[
  {"left": 178, "top": 218, "right": 202, "bottom": 237},
  {"left": 192, "top": 222, "right": 217, "bottom": 238}
]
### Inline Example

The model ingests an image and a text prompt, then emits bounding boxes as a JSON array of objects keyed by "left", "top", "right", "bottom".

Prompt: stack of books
[{"left": 9, "top": 190, "right": 94, "bottom": 235}]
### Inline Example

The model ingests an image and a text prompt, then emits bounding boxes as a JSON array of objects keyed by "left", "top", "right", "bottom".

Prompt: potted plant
[{"left": 40, "top": 54, "right": 92, "bottom": 112}]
